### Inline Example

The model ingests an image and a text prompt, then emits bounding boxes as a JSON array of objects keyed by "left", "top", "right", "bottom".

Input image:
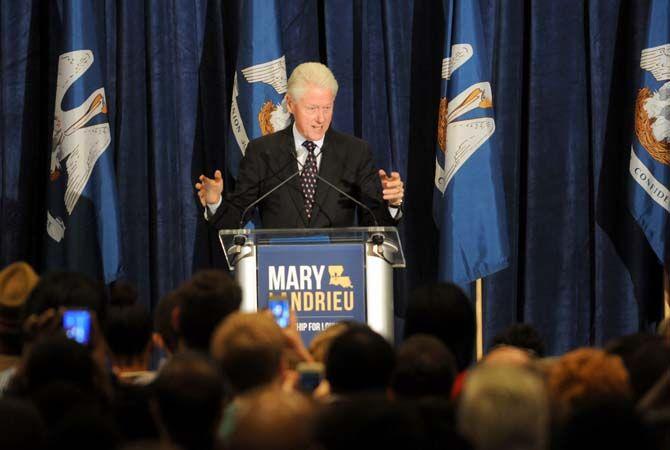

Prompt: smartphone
[
  {"left": 62, "top": 309, "right": 92, "bottom": 345},
  {"left": 297, "top": 362, "right": 324, "bottom": 393},
  {"left": 268, "top": 299, "right": 290, "bottom": 328}
]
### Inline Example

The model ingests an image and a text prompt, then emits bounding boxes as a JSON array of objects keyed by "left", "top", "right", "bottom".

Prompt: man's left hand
[{"left": 378, "top": 170, "right": 404, "bottom": 207}]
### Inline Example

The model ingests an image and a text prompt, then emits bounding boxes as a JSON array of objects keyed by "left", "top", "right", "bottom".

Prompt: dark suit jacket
[{"left": 209, "top": 126, "right": 399, "bottom": 229}]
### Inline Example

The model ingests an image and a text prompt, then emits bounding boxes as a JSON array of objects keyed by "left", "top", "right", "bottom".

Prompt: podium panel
[{"left": 219, "top": 227, "right": 404, "bottom": 343}]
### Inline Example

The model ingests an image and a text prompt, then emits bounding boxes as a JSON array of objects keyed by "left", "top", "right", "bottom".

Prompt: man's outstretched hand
[
  {"left": 195, "top": 170, "right": 224, "bottom": 207},
  {"left": 378, "top": 169, "right": 404, "bottom": 207}
]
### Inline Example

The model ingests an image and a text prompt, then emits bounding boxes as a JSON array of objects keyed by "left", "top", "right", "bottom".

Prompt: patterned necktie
[{"left": 300, "top": 140, "right": 318, "bottom": 220}]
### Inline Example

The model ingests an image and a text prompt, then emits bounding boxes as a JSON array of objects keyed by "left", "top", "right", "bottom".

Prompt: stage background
[{"left": 0, "top": 0, "right": 663, "bottom": 355}]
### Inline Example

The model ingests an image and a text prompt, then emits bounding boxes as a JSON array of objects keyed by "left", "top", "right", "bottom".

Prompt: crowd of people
[{"left": 0, "top": 261, "right": 668, "bottom": 450}]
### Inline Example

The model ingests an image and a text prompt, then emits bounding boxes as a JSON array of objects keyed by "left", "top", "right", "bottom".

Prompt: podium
[{"left": 219, "top": 227, "right": 405, "bottom": 342}]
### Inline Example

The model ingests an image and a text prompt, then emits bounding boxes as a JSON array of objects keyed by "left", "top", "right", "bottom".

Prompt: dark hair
[
  {"left": 22, "top": 272, "right": 107, "bottom": 323},
  {"left": 607, "top": 333, "right": 670, "bottom": 402},
  {"left": 554, "top": 401, "right": 655, "bottom": 450},
  {"left": 390, "top": 334, "right": 457, "bottom": 399},
  {"left": 152, "top": 352, "right": 224, "bottom": 450},
  {"left": 404, "top": 283, "right": 475, "bottom": 371},
  {"left": 176, "top": 270, "right": 242, "bottom": 352},
  {"left": 491, "top": 323, "right": 545, "bottom": 357},
  {"left": 22, "top": 336, "right": 98, "bottom": 393},
  {"left": 0, "top": 398, "right": 47, "bottom": 450},
  {"left": 28, "top": 381, "right": 97, "bottom": 429},
  {"left": 104, "top": 283, "right": 152, "bottom": 359},
  {"left": 153, "top": 291, "right": 181, "bottom": 353},
  {"left": 325, "top": 325, "right": 395, "bottom": 394},
  {"left": 12, "top": 337, "right": 111, "bottom": 422},
  {"left": 315, "top": 396, "right": 427, "bottom": 450},
  {"left": 49, "top": 406, "right": 121, "bottom": 450}
]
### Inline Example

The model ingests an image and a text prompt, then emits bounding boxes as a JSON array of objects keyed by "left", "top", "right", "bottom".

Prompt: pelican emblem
[
  {"left": 435, "top": 44, "right": 495, "bottom": 194},
  {"left": 47, "top": 50, "right": 111, "bottom": 242},
  {"left": 230, "top": 55, "right": 291, "bottom": 154},
  {"left": 635, "top": 44, "right": 670, "bottom": 165}
]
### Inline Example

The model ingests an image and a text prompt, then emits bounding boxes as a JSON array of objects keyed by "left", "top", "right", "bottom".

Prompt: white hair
[
  {"left": 458, "top": 365, "right": 549, "bottom": 450},
  {"left": 286, "top": 62, "right": 339, "bottom": 101}
]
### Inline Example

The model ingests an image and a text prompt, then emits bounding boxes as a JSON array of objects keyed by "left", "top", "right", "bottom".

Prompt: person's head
[
  {"left": 12, "top": 337, "right": 112, "bottom": 426},
  {"left": 151, "top": 352, "right": 224, "bottom": 450},
  {"left": 315, "top": 396, "right": 426, "bottom": 450},
  {"left": 210, "top": 311, "right": 285, "bottom": 394},
  {"left": 286, "top": 62, "right": 338, "bottom": 141},
  {"left": 389, "top": 334, "right": 458, "bottom": 400},
  {"left": 153, "top": 291, "right": 181, "bottom": 355},
  {"left": 606, "top": 333, "right": 670, "bottom": 402},
  {"left": 18, "top": 335, "right": 106, "bottom": 398},
  {"left": 22, "top": 271, "right": 107, "bottom": 323},
  {"left": 325, "top": 324, "right": 395, "bottom": 395},
  {"left": 0, "top": 398, "right": 46, "bottom": 450},
  {"left": 404, "top": 283, "right": 475, "bottom": 371},
  {"left": 21, "top": 272, "right": 109, "bottom": 369},
  {"left": 554, "top": 401, "right": 655, "bottom": 450},
  {"left": 175, "top": 269, "right": 242, "bottom": 352},
  {"left": 49, "top": 406, "right": 121, "bottom": 450},
  {"left": 491, "top": 323, "right": 545, "bottom": 357},
  {"left": 547, "top": 348, "right": 631, "bottom": 424},
  {"left": 483, "top": 345, "right": 533, "bottom": 367},
  {"left": 229, "top": 387, "right": 316, "bottom": 450},
  {"left": 0, "top": 262, "right": 39, "bottom": 355},
  {"left": 104, "top": 283, "right": 153, "bottom": 371},
  {"left": 458, "top": 365, "right": 549, "bottom": 450},
  {"left": 309, "top": 321, "right": 351, "bottom": 363}
]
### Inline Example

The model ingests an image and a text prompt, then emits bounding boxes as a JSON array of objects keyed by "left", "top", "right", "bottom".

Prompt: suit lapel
[{"left": 277, "top": 127, "right": 309, "bottom": 227}]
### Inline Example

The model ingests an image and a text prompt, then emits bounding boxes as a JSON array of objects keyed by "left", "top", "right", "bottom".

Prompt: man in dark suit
[{"left": 196, "top": 62, "right": 404, "bottom": 229}]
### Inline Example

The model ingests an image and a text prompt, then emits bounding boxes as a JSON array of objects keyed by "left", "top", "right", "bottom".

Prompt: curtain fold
[{"left": 0, "top": 0, "right": 664, "bottom": 353}]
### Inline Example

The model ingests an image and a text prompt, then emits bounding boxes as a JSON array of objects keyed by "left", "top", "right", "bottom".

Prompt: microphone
[
  {"left": 289, "top": 147, "right": 384, "bottom": 243},
  {"left": 287, "top": 146, "right": 380, "bottom": 227},
  {"left": 312, "top": 173, "right": 380, "bottom": 228},
  {"left": 238, "top": 169, "right": 301, "bottom": 228},
  {"left": 313, "top": 173, "right": 385, "bottom": 245}
]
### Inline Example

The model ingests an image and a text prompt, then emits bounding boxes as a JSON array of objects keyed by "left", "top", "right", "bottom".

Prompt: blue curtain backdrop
[{"left": 0, "top": 0, "right": 664, "bottom": 355}]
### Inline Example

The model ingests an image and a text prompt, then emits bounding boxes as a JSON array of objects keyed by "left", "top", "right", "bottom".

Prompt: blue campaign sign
[{"left": 257, "top": 243, "right": 366, "bottom": 344}]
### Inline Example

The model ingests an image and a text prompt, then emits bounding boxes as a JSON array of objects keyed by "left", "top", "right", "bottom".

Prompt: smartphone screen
[
  {"left": 62, "top": 309, "right": 92, "bottom": 345},
  {"left": 268, "top": 299, "right": 290, "bottom": 328}
]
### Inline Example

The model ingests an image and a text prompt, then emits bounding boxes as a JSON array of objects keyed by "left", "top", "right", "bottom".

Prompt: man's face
[{"left": 286, "top": 84, "right": 335, "bottom": 141}]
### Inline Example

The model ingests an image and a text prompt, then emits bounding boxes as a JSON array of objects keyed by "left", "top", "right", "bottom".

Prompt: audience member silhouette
[
  {"left": 174, "top": 270, "right": 241, "bottom": 352},
  {"left": 404, "top": 283, "right": 475, "bottom": 372}
]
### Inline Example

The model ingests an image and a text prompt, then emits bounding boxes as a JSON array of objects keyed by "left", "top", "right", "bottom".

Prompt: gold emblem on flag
[
  {"left": 437, "top": 97, "right": 449, "bottom": 152},
  {"left": 437, "top": 87, "right": 493, "bottom": 153},
  {"left": 258, "top": 100, "right": 278, "bottom": 135},
  {"left": 635, "top": 87, "right": 670, "bottom": 165},
  {"left": 257, "top": 99, "right": 291, "bottom": 136}
]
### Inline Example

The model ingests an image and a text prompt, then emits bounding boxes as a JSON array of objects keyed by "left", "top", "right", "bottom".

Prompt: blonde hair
[
  {"left": 287, "top": 62, "right": 339, "bottom": 102},
  {"left": 210, "top": 312, "right": 285, "bottom": 393},
  {"left": 459, "top": 365, "right": 549, "bottom": 450},
  {"left": 210, "top": 312, "right": 283, "bottom": 361}
]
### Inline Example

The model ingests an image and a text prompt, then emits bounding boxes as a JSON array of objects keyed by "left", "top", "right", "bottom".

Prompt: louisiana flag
[
  {"left": 45, "top": 0, "right": 121, "bottom": 283},
  {"left": 627, "top": 0, "right": 670, "bottom": 265},
  {"left": 227, "top": 0, "right": 291, "bottom": 179},
  {"left": 433, "top": 0, "right": 509, "bottom": 284}
]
